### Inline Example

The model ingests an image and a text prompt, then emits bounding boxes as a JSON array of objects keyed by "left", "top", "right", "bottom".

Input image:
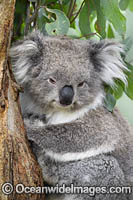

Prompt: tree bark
[{"left": 0, "top": 1, "right": 45, "bottom": 199}]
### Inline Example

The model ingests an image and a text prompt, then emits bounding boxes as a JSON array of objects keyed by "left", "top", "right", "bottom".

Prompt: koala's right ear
[{"left": 9, "top": 31, "right": 44, "bottom": 85}]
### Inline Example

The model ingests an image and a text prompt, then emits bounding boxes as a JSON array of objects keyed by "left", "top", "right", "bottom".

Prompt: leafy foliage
[
  {"left": 100, "top": 0, "right": 126, "bottom": 36},
  {"left": 104, "top": 92, "right": 117, "bottom": 112},
  {"left": 13, "top": 0, "right": 133, "bottom": 112},
  {"left": 45, "top": 8, "right": 70, "bottom": 35}
]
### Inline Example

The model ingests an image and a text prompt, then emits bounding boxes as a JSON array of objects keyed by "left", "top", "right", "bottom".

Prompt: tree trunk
[{"left": 0, "top": 1, "right": 45, "bottom": 199}]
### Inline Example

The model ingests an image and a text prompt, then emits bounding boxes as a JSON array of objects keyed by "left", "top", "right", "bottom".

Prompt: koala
[{"left": 10, "top": 31, "right": 133, "bottom": 200}]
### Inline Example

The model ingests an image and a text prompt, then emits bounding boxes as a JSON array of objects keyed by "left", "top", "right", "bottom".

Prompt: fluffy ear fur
[
  {"left": 89, "top": 40, "right": 128, "bottom": 87},
  {"left": 9, "top": 31, "right": 44, "bottom": 85},
  {"left": 10, "top": 32, "right": 127, "bottom": 88}
]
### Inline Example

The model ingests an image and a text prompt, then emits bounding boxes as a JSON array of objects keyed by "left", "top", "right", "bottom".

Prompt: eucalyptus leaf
[
  {"left": 38, "top": 8, "right": 51, "bottom": 20},
  {"left": 45, "top": 8, "right": 70, "bottom": 35},
  {"left": 15, "top": 0, "right": 27, "bottom": 14},
  {"left": 79, "top": 1, "right": 92, "bottom": 36},
  {"left": 122, "top": 37, "right": 133, "bottom": 53},
  {"left": 79, "top": 0, "right": 106, "bottom": 38},
  {"left": 126, "top": 77, "right": 133, "bottom": 99},
  {"left": 128, "top": 0, "right": 133, "bottom": 11},
  {"left": 38, "top": 8, "right": 45, "bottom": 18},
  {"left": 100, "top": 0, "right": 126, "bottom": 35},
  {"left": 37, "top": 16, "right": 48, "bottom": 35},
  {"left": 104, "top": 93, "right": 116, "bottom": 112},
  {"left": 124, "top": 63, "right": 133, "bottom": 99},
  {"left": 45, "top": 0, "right": 58, "bottom": 3},
  {"left": 37, "top": 8, "right": 49, "bottom": 34},
  {"left": 62, "top": 0, "right": 70, "bottom": 5},
  {"left": 119, "top": 0, "right": 129, "bottom": 10},
  {"left": 93, "top": 0, "right": 106, "bottom": 38},
  {"left": 67, "top": 28, "right": 81, "bottom": 38},
  {"left": 107, "top": 24, "right": 115, "bottom": 38},
  {"left": 113, "top": 83, "right": 123, "bottom": 99}
]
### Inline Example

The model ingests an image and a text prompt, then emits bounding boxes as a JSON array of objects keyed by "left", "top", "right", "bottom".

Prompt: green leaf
[
  {"left": 126, "top": 78, "right": 133, "bottom": 100},
  {"left": 128, "top": 0, "right": 133, "bottom": 11},
  {"left": 79, "top": 0, "right": 106, "bottom": 38},
  {"left": 79, "top": 1, "right": 92, "bottom": 36},
  {"left": 13, "top": 0, "right": 27, "bottom": 39},
  {"left": 15, "top": 0, "right": 27, "bottom": 14},
  {"left": 38, "top": 8, "right": 49, "bottom": 20},
  {"left": 124, "top": 63, "right": 133, "bottom": 99},
  {"left": 107, "top": 24, "right": 115, "bottom": 38},
  {"left": 45, "top": 9, "right": 70, "bottom": 35},
  {"left": 93, "top": 0, "right": 106, "bottom": 38},
  {"left": 45, "top": 0, "right": 58, "bottom": 3},
  {"left": 100, "top": 0, "right": 126, "bottom": 36},
  {"left": 113, "top": 82, "right": 124, "bottom": 99},
  {"left": 62, "top": 0, "right": 70, "bottom": 5},
  {"left": 104, "top": 92, "right": 116, "bottom": 112},
  {"left": 37, "top": 8, "right": 49, "bottom": 34},
  {"left": 67, "top": 28, "right": 81, "bottom": 38},
  {"left": 119, "top": 0, "right": 129, "bottom": 10},
  {"left": 122, "top": 37, "right": 133, "bottom": 53}
]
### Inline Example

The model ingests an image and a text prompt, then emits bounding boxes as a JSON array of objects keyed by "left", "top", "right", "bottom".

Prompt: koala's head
[{"left": 10, "top": 31, "right": 127, "bottom": 121}]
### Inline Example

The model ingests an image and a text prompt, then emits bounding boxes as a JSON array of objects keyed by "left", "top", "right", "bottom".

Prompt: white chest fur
[{"left": 47, "top": 93, "right": 104, "bottom": 125}]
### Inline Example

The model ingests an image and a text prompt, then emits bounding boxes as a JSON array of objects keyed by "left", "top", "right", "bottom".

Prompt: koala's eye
[
  {"left": 48, "top": 78, "right": 56, "bottom": 84},
  {"left": 78, "top": 81, "right": 85, "bottom": 87}
]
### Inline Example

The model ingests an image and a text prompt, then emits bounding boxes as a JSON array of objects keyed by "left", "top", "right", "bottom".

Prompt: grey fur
[{"left": 10, "top": 31, "right": 133, "bottom": 200}]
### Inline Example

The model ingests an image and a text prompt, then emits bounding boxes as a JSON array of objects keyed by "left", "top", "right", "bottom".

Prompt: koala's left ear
[
  {"left": 89, "top": 40, "right": 128, "bottom": 86},
  {"left": 9, "top": 31, "right": 44, "bottom": 85}
]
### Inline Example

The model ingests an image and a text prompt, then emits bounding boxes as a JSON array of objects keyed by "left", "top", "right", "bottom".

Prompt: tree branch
[
  {"left": 70, "top": 0, "right": 85, "bottom": 24},
  {"left": 24, "top": 0, "right": 41, "bottom": 35},
  {"left": 67, "top": 0, "right": 75, "bottom": 19},
  {"left": 69, "top": 0, "right": 76, "bottom": 20},
  {"left": 0, "top": 0, "right": 45, "bottom": 199}
]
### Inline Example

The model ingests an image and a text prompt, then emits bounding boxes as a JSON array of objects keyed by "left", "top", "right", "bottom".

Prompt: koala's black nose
[{"left": 59, "top": 85, "right": 74, "bottom": 106}]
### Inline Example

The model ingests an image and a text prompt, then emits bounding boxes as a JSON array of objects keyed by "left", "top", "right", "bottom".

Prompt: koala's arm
[
  {"left": 24, "top": 107, "right": 132, "bottom": 179},
  {"left": 24, "top": 107, "right": 119, "bottom": 154},
  {"left": 25, "top": 124, "right": 132, "bottom": 200},
  {"left": 24, "top": 107, "right": 132, "bottom": 200},
  {"left": 24, "top": 106, "right": 131, "bottom": 153}
]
